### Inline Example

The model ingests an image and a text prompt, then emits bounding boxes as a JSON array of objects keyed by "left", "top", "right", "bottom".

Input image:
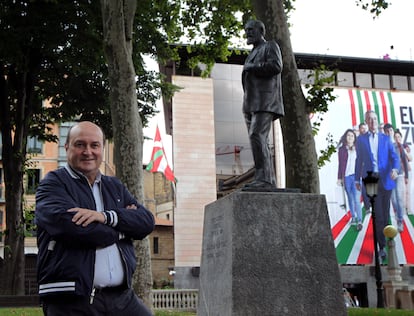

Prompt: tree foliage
[{"left": 356, "top": 0, "right": 390, "bottom": 16}]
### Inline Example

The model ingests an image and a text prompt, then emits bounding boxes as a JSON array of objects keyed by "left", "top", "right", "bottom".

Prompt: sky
[
  {"left": 289, "top": 0, "right": 414, "bottom": 61},
  {"left": 143, "top": 0, "right": 414, "bottom": 165}
]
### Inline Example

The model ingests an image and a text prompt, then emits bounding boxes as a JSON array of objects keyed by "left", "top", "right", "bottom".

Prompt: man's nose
[{"left": 82, "top": 145, "right": 93, "bottom": 153}]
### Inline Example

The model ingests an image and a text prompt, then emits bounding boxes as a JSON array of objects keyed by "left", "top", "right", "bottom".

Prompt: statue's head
[{"left": 245, "top": 20, "right": 265, "bottom": 46}]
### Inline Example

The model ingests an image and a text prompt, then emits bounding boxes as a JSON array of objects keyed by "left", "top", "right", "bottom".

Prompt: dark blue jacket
[{"left": 35, "top": 166, "right": 155, "bottom": 298}]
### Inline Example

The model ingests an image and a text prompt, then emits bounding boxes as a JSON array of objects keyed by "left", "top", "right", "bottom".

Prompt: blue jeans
[
  {"left": 391, "top": 175, "right": 405, "bottom": 222},
  {"left": 344, "top": 174, "right": 362, "bottom": 222}
]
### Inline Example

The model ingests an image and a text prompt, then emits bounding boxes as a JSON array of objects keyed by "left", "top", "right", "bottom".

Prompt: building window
[
  {"left": 153, "top": 236, "right": 159, "bottom": 254},
  {"left": 337, "top": 72, "right": 354, "bottom": 87},
  {"left": 355, "top": 73, "right": 372, "bottom": 88},
  {"left": 374, "top": 74, "right": 390, "bottom": 89},
  {"left": 25, "top": 208, "right": 37, "bottom": 237},
  {"left": 392, "top": 75, "right": 409, "bottom": 90},
  {"left": 27, "top": 136, "right": 43, "bottom": 154},
  {"left": 26, "top": 169, "right": 41, "bottom": 195}
]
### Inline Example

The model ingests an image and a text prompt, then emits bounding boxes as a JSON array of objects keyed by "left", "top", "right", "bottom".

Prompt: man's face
[
  {"left": 359, "top": 124, "right": 367, "bottom": 134},
  {"left": 365, "top": 112, "right": 378, "bottom": 133},
  {"left": 384, "top": 127, "right": 394, "bottom": 138},
  {"left": 245, "top": 22, "right": 262, "bottom": 46},
  {"left": 65, "top": 122, "right": 104, "bottom": 181}
]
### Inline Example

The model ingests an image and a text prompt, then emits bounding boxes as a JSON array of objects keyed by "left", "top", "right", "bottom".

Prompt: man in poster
[{"left": 355, "top": 110, "right": 399, "bottom": 261}]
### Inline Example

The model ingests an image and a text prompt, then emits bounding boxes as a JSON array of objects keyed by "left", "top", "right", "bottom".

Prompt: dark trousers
[
  {"left": 42, "top": 287, "right": 153, "bottom": 316},
  {"left": 373, "top": 182, "right": 392, "bottom": 249},
  {"left": 244, "top": 111, "right": 275, "bottom": 184}
]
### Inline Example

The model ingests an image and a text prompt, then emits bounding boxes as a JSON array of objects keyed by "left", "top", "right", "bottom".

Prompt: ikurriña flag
[{"left": 146, "top": 126, "right": 176, "bottom": 183}]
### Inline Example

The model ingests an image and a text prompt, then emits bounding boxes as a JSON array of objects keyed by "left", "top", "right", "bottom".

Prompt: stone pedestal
[{"left": 197, "top": 191, "right": 346, "bottom": 316}]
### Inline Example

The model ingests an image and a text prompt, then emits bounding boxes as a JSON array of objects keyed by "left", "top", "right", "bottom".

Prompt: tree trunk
[
  {"left": 1, "top": 157, "right": 25, "bottom": 295},
  {"left": 0, "top": 65, "right": 31, "bottom": 295},
  {"left": 100, "top": 0, "right": 153, "bottom": 309},
  {"left": 252, "top": 0, "right": 320, "bottom": 193}
]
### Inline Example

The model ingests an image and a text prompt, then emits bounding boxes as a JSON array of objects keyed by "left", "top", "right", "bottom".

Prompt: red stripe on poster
[
  {"left": 332, "top": 211, "right": 351, "bottom": 240},
  {"left": 399, "top": 222, "right": 414, "bottom": 264},
  {"left": 379, "top": 91, "right": 389, "bottom": 123},
  {"left": 349, "top": 90, "right": 357, "bottom": 127},
  {"left": 364, "top": 90, "right": 371, "bottom": 111},
  {"left": 357, "top": 219, "right": 374, "bottom": 264}
]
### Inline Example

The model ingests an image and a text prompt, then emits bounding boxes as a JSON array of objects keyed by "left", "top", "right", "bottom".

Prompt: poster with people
[{"left": 315, "top": 88, "right": 414, "bottom": 265}]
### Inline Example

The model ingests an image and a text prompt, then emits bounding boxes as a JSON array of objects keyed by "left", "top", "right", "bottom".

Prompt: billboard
[{"left": 316, "top": 88, "right": 414, "bottom": 265}]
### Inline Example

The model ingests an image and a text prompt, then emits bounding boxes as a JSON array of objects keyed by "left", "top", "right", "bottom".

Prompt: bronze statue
[{"left": 241, "top": 20, "right": 284, "bottom": 191}]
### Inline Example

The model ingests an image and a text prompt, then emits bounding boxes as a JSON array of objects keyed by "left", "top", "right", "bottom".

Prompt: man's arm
[{"left": 35, "top": 172, "right": 119, "bottom": 248}]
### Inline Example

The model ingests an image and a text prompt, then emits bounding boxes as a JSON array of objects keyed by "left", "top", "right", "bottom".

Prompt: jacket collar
[{"left": 65, "top": 164, "right": 102, "bottom": 183}]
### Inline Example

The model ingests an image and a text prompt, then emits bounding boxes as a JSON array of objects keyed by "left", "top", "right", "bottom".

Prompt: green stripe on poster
[
  {"left": 408, "top": 214, "right": 414, "bottom": 226},
  {"left": 335, "top": 225, "right": 360, "bottom": 264},
  {"left": 387, "top": 92, "right": 397, "bottom": 127},
  {"left": 371, "top": 91, "right": 380, "bottom": 119},
  {"left": 356, "top": 90, "right": 364, "bottom": 123}
]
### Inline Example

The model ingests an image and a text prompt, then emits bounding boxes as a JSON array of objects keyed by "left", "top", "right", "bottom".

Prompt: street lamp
[{"left": 362, "top": 171, "right": 384, "bottom": 308}]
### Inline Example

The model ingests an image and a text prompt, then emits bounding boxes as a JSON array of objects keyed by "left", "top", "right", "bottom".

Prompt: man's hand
[
  {"left": 68, "top": 208, "right": 105, "bottom": 227},
  {"left": 391, "top": 169, "right": 398, "bottom": 180},
  {"left": 126, "top": 204, "right": 137, "bottom": 210}
]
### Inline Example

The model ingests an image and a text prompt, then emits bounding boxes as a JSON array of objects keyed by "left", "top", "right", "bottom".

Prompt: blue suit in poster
[
  {"left": 355, "top": 115, "right": 400, "bottom": 259},
  {"left": 355, "top": 132, "right": 399, "bottom": 191}
]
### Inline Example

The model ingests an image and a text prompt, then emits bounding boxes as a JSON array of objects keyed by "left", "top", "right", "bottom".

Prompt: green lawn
[
  {"left": 1, "top": 308, "right": 414, "bottom": 315},
  {"left": 0, "top": 308, "right": 196, "bottom": 316}
]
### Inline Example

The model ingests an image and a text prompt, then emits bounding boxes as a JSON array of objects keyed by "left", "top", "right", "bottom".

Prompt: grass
[
  {"left": 1, "top": 308, "right": 414, "bottom": 315},
  {"left": 348, "top": 308, "right": 414, "bottom": 316},
  {"left": 0, "top": 308, "right": 196, "bottom": 316}
]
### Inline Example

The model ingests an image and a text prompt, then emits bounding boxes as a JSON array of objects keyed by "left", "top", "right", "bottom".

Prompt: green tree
[
  {"left": 0, "top": 0, "right": 106, "bottom": 295},
  {"left": 0, "top": 0, "right": 161, "bottom": 295}
]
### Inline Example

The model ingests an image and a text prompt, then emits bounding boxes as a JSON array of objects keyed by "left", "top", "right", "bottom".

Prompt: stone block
[{"left": 198, "top": 191, "right": 346, "bottom": 316}]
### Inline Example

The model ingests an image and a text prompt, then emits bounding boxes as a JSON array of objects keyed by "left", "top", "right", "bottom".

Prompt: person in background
[
  {"left": 338, "top": 129, "right": 363, "bottom": 231},
  {"left": 403, "top": 142, "right": 412, "bottom": 214},
  {"left": 355, "top": 111, "right": 399, "bottom": 262},
  {"left": 358, "top": 123, "right": 368, "bottom": 136},
  {"left": 392, "top": 130, "right": 409, "bottom": 232},
  {"left": 357, "top": 122, "right": 370, "bottom": 213},
  {"left": 379, "top": 122, "right": 385, "bottom": 134},
  {"left": 384, "top": 123, "right": 395, "bottom": 142},
  {"left": 35, "top": 121, "right": 155, "bottom": 316}
]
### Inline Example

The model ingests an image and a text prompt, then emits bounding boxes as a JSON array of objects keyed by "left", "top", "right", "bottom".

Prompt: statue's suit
[
  {"left": 242, "top": 40, "right": 284, "bottom": 119},
  {"left": 242, "top": 40, "right": 284, "bottom": 186}
]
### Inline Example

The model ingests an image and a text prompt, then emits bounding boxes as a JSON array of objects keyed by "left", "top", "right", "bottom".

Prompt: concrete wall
[{"left": 171, "top": 76, "right": 217, "bottom": 287}]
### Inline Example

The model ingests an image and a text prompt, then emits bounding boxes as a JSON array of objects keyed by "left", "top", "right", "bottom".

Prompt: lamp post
[
  {"left": 362, "top": 171, "right": 384, "bottom": 308},
  {"left": 383, "top": 225, "right": 401, "bottom": 282}
]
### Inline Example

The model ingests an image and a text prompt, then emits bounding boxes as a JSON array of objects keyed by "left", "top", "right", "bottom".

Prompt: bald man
[{"left": 36, "top": 121, "right": 155, "bottom": 315}]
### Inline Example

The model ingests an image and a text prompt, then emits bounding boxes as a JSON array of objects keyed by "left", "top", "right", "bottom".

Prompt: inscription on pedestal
[{"left": 205, "top": 214, "right": 226, "bottom": 261}]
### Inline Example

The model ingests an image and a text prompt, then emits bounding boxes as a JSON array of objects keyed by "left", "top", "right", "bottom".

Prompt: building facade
[{"left": 162, "top": 51, "right": 414, "bottom": 307}]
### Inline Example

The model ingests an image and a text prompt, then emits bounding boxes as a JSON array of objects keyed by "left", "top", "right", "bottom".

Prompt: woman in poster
[
  {"left": 392, "top": 130, "right": 409, "bottom": 232},
  {"left": 337, "top": 129, "right": 363, "bottom": 231}
]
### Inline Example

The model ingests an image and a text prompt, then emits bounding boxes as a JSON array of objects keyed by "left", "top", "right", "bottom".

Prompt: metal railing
[{"left": 151, "top": 289, "right": 198, "bottom": 311}]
